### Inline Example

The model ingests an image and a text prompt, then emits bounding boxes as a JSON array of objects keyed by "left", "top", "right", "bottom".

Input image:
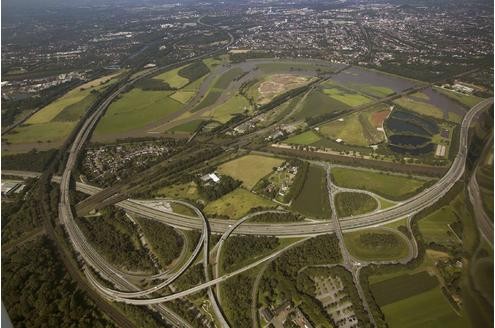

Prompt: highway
[{"left": 4, "top": 96, "right": 493, "bottom": 239}]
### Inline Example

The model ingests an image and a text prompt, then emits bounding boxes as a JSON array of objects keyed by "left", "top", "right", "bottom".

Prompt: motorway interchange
[{"left": 5, "top": 89, "right": 493, "bottom": 326}]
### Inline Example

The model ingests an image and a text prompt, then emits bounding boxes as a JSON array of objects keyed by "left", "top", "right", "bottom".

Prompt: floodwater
[
  {"left": 421, "top": 87, "right": 466, "bottom": 119},
  {"left": 331, "top": 66, "right": 417, "bottom": 93}
]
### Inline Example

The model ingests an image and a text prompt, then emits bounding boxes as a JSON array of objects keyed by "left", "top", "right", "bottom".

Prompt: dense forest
[
  {"left": 222, "top": 235, "right": 279, "bottom": 272},
  {"left": 2, "top": 236, "right": 115, "bottom": 328},
  {"left": 135, "top": 217, "right": 184, "bottom": 268}
]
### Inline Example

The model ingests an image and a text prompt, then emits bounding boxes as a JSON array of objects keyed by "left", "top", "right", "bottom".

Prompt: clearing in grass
[
  {"left": 331, "top": 167, "right": 432, "bottom": 201},
  {"left": 203, "top": 188, "right": 276, "bottom": 219},
  {"left": 417, "top": 206, "right": 462, "bottom": 247},
  {"left": 217, "top": 154, "right": 283, "bottom": 190},
  {"left": 343, "top": 228, "right": 409, "bottom": 261}
]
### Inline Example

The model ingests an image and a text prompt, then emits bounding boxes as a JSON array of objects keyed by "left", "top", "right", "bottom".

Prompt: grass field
[
  {"left": 93, "top": 89, "right": 183, "bottom": 138},
  {"left": 331, "top": 81, "right": 394, "bottom": 98},
  {"left": 204, "top": 94, "right": 251, "bottom": 123},
  {"left": 217, "top": 154, "right": 283, "bottom": 190},
  {"left": 335, "top": 192, "right": 378, "bottom": 217},
  {"left": 3, "top": 121, "right": 75, "bottom": 144},
  {"left": 393, "top": 97, "right": 444, "bottom": 120},
  {"left": 169, "top": 120, "right": 204, "bottom": 133},
  {"left": 343, "top": 228, "right": 409, "bottom": 261},
  {"left": 170, "top": 90, "right": 195, "bottom": 104},
  {"left": 291, "top": 165, "right": 331, "bottom": 219},
  {"left": 417, "top": 206, "right": 462, "bottom": 247},
  {"left": 27, "top": 72, "right": 121, "bottom": 124},
  {"left": 381, "top": 287, "right": 469, "bottom": 328},
  {"left": 293, "top": 89, "right": 349, "bottom": 120},
  {"left": 322, "top": 87, "right": 373, "bottom": 107},
  {"left": 370, "top": 271, "right": 439, "bottom": 306},
  {"left": 256, "top": 62, "right": 334, "bottom": 74},
  {"left": 331, "top": 167, "right": 431, "bottom": 201},
  {"left": 319, "top": 114, "right": 368, "bottom": 146},
  {"left": 153, "top": 65, "right": 189, "bottom": 89},
  {"left": 153, "top": 181, "right": 201, "bottom": 201},
  {"left": 203, "top": 188, "right": 276, "bottom": 219},
  {"left": 285, "top": 130, "right": 321, "bottom": 145}
]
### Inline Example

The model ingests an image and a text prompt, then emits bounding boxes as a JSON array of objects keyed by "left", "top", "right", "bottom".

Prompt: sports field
[
  {"left": 284, "top": 130, "right": 321, "bottom": 145},
  {"left": 343, "top": 228, "right": 409, "bottom": 261},
  {"left": 93, "top": 89, "right": 183, "bottom": 138},
  {"left": 291, "top": 165, "right": 331, "bottom": 219},
  {"left": 331, "top": 167, "right": 431, "bottom": 201},
  {"left": 203, "top": 188, "right": 276, "bottom": 219},
  {"left": 335, "top": 192, "right": 377, "bottom": 217},
  {"left": 217, "top": 154, "right": 283, "bottom": 190}
]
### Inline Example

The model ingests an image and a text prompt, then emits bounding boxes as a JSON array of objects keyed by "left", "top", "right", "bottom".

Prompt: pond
[{"left": 386, "top": 118, "right": 431, "bottom": 137}]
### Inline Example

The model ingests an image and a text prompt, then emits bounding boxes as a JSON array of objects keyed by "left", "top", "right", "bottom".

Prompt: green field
[
  {"left": 329, "top": 81, "right": 394, "bottom": 98},
  {"left": 169, "top": 120, "right": 204, "bottom": 133},
  {"left": 381, "top": 287, "right": 469, "bottom": 328},
  {"left": 417, "top": 206, "right": 462, "bottom": 247},
  {"left": 319, "top": 114, "right": 368, "bottom": 146},
  {"left": 293, "top": 89, "right": 349, "bottom": 120},
  {"left": 169, "top": 90, "right": 195, "bottom": 104},
  {"left": 285, "top": 130, "right": 321, "bottom": 145},
  {"left": 291, "top": 165, "right": 331, "bottom": 219},
  {"left": 218, "top": 154, "right": 283, "bottom": 190},
  {"left": 153, "top": 66, "right": 189, "bottom": 89},
  {"left": 343, "top": 228, "right": 409, "bottom": 261},
  {"left": 153, "top": 181, "right": 201, "bottom": 201},
  {"left": 331, "top": 167, "right": 431, "bottom": 201},
  {"left": 322, "top": 87, "right": 373, "bottom": 107},
  {"left": 393, "top": 97, "right": 444, "bottom": 120},
  {"left": 335, "top": 192, "right": 378, "bottom": 217},
  {"left": 3, "top": 121, "right": 75, "bottom": 144},
  {"left": 256, "top": 62, "right": 334, "bottom": 74},
  {"left": 203, "top": 188, "right": 276, "bottom": 219},
  {"left": 204, "top": 94, "right": 251, "bottom": 123},
  {"left": 93, "top": 89, "right": 183, "bottom": 138},
  {"left": 4, "top": 73, "right": 121, "bottom": 153}
]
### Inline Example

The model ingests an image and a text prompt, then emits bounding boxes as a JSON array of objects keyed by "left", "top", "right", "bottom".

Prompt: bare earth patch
[{"left": 256, "top": 74, "right": 310, "bottom": 104}]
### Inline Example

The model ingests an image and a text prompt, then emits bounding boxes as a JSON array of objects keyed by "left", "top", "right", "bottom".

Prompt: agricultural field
[
  {"left": 335, "top": 192, "right": 378, "bottom": 217},
  {"left": 331, "top": 167, "right": 432, "bottom": 201},
  {"left": 380, "top": 287, "right": 469, "bottom": 328},
  {"left": 169, "top": 90, "right": 195, "bottom": 104},
  {"left": 291, "top": 165, "right": 331, "bottom": 219},
  {"left": 3, "top": 72, "right": 122, "bottom": 154},
  {"left": 92, "top": 89, "right": 183, "bottom": 140},
  {"left": 284, "top": 130, "right": 321, "bottom": 145},
  {"left": 203, "top": 187, "right": 276, "bottom": 219},
  {"left": 343, "top": 228, "right": 409, "bottom": 261},
  {"left": 217, "top": 154, "right": 283, "bottom": 190}
]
